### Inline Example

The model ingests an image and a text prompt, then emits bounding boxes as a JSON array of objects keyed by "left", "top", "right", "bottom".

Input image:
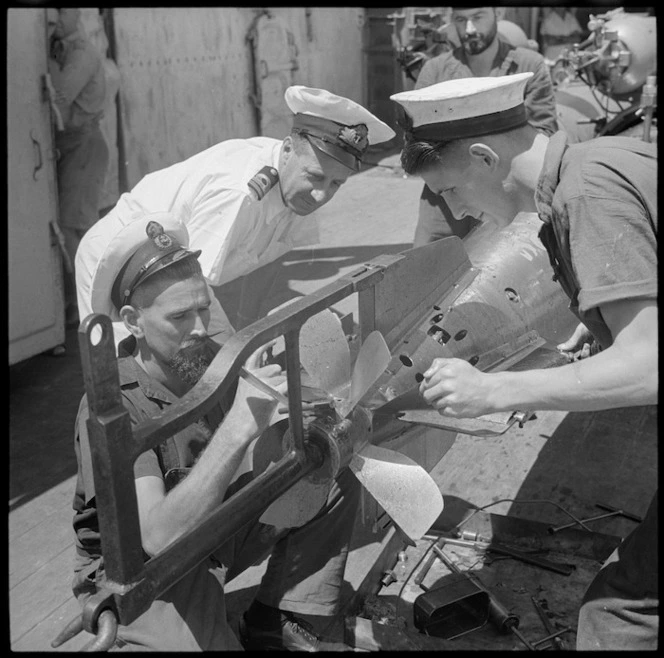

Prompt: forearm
[
  {"left": 141, "top": 411, "right": 256, "bottom": 555},
  {"left": 488, "top": 341, "right": 657, "bottom": 413}
]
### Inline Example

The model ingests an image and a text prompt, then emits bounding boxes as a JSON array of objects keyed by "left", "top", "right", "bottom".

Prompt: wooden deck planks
[{"left": 9, "top": 475, "right": 82, "bottom": 651}]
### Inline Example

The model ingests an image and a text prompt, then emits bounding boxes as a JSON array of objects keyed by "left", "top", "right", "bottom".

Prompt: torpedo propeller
[{"left": 250, "top": 308, "right": 444, "bottom": 542}]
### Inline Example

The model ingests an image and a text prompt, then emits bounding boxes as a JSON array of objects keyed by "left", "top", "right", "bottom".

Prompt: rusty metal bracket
[{"left": 54, "top": 259, "right": 392, "bottom": 648}]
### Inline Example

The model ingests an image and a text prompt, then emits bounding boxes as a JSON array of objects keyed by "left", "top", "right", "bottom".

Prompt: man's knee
[{"left": 577, "top": 568, "right": 659, "bottom": 650}]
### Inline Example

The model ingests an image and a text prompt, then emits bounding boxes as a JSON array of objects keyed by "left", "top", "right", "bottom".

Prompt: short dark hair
[
  {"left": 400, "top": 139, "right": 454, "bottom": 176},
  {"left": 129, "top": 256, "right": 203, "bottom": 309},
  {"left": 401, "top": 123, "right": 532, "bottom": 175}
]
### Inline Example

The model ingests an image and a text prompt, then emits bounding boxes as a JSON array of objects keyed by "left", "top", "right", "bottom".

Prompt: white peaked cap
[
  {"left": 285, "top": 85, "right": 395, "bottom": 170},
  {"left": 390, "top": 72, "right": 534, "bottom": 141}
]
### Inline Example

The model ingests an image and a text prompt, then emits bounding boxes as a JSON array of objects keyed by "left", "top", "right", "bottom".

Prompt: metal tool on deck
[
  {"left": 548, "top": 502, "right": 643, "bottom": 534},
  {"left": 413, "top": 541, "right": 537, "bottom": 650},
  {"left": 531, "top": 596, "right": 571, "bottom": 650},
  {"left": 426, "top": 530, "right": 576, "bottom": 576}
]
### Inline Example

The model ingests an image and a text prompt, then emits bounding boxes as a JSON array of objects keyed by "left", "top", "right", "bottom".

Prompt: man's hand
[
  {"left": 419, "top": 357, "right": 493, "bottom": 418},
  {"left": 226, "top": 342, "right": 287, "bottom": 439},
  {"left": 557, "top": 322, "right": 595, "bottom": 362}
]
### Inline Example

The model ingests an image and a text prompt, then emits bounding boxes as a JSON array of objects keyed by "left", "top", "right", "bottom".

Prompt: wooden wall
[{"left": 112, "top": 7, "right": 367, "bottom": 188}]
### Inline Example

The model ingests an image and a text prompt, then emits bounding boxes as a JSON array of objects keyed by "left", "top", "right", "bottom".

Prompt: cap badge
[
  {"left": 338, "top": 124, "right": 369, "bottom": 152},
  {"left": 145, "top": 221, "right": 173, "bottom": 250}
]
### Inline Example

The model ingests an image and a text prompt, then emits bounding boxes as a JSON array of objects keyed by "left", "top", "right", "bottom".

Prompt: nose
[
  {"left": 465, "top": 19, "right": 478, "bottom": 35},
  {"left": 311, "top": 186, "right": 333, "bottom": 205},
  {"left": 191, "top": 312, "right": 208, "bottom": 338},
  {"left": 443, "top": 193, "right": 468, "bottom": 221}
]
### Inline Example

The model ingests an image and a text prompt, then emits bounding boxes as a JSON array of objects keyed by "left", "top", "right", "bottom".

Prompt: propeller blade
[
  {"left": 252, "top": 420, "right": 333, "bottom": 528},
  {"left": 299, "top": 309, "right": 351, "bottom": 399},
  {"left": 258, "top": 478, "right": 331, "bottom": 528},
  {"left": 339, "top": 331, "right": 392, "bottom": 418},
  {"left": 349, "top": 444, "right": 444, "bottom": 542}
]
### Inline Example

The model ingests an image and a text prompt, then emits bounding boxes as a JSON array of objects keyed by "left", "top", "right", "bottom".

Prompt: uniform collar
[
  {"left": 534, "top": 131, "right": 569, "bottom": 224},
  {"left": 117, "top": 335, "right": 177, "bottom": 405}
]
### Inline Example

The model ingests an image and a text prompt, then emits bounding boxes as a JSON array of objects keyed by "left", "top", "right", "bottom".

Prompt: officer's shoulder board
[{"left": 247, "top": 166, "right": 279, "bottom": 201}]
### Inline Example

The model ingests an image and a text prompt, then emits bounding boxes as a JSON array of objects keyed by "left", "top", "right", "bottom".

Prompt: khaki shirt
[{"left": 416, "top": 38, "right": 559, "bottom": 137}]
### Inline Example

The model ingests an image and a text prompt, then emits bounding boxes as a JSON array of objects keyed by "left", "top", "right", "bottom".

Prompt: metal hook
[
  {"left": 81, "top": 609, "right": 118, "bottom": 652},
  {"left": 51, "top": 612, "right": 85, "bottom": 648}
]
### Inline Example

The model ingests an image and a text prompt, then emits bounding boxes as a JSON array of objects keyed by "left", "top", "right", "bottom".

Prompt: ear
[
  {"left": 119, "top": 305, "right": 144, "bottom": 339},
  {"left": 282, "top": 134, "right": 295, "bottom": 156},
  {"left": 494, "top": 7, "right": 505, "bottom": 21},
  {"left": 468, "top": 143, "right": 499, "bottom": 170}
]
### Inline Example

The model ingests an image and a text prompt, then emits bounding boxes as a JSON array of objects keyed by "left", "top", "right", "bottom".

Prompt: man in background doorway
[{"left": 48, "top": 7, "right": 109, "bottom": 326}]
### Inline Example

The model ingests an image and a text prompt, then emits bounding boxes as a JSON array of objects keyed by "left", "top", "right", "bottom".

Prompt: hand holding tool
[
  {"left": 239, "top": 366, "right": 331, "bottom": 412},
  {"left": 240, "top": 366, "right": 289, "bottom": 406}
]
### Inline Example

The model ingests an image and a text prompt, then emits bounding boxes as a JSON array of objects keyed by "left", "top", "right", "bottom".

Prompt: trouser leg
[
  {"left": 254, "top": 467, "right": 360, "bottom": 616},
  {"left": 220, "top": 467, "right": 361, "bottom": 617},
  {"left": 577, "top": 491, "right": 658, "bottom": 650}
]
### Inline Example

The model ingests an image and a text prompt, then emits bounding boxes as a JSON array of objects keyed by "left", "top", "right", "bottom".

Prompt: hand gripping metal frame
[{"left": 52, "top": 255, "right": 402, "bottom": 650}]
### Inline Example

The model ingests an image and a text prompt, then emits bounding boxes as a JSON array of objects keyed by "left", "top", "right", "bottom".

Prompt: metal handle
[{"left": 31, "top": 130, "right": 43, "bottom": 180}]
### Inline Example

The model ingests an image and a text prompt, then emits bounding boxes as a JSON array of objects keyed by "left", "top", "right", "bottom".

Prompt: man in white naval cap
[
  {"left": 72, "top": 212, "right": 361, "bottom": 650},
  {"left": 411, "top": 6, "right": 558, "bottom": 247},
  {"left": 75, "top": 85, "right": 395, "bottom": 348},
  {"left": 391, "top": 74, "right": 657, "bottom": 649}
]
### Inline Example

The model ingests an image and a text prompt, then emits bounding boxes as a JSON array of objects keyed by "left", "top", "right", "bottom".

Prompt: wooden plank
[
  {"left": 10, "top": 545, "right": 78, "bottom": 644},
  {"left": 9, "top": 501, "right": 75, "bottom": 589},
  {"left": 11, "top": 596, "right": 95, "bottom": 652},
  {"left": 9, "top": 476, "right": 76, "bottom": 539},
  {"left": 428, "top": 410, "right": 569, "bottom": 516}
]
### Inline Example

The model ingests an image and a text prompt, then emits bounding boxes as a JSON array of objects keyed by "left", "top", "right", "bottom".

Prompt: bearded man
[{"left": 70, "top": 213, "right": 360, "bottom": 650}]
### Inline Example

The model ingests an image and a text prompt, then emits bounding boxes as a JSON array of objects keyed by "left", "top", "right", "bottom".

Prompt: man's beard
[
  {"left": 168, "top": 339, "right": 218, "bottom": 387},
  {"left": 461, "top": 24, "right": 498, "bottom": 55}
]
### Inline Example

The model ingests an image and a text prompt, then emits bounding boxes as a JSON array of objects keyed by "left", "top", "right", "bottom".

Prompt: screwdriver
[{"left": 432, "top": 545, "right": 536, "bottom": 650}]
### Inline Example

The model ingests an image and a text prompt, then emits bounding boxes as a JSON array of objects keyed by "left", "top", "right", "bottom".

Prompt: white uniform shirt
[{"left": 76, "top": 137, "right": 321, "bottom": 338}]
